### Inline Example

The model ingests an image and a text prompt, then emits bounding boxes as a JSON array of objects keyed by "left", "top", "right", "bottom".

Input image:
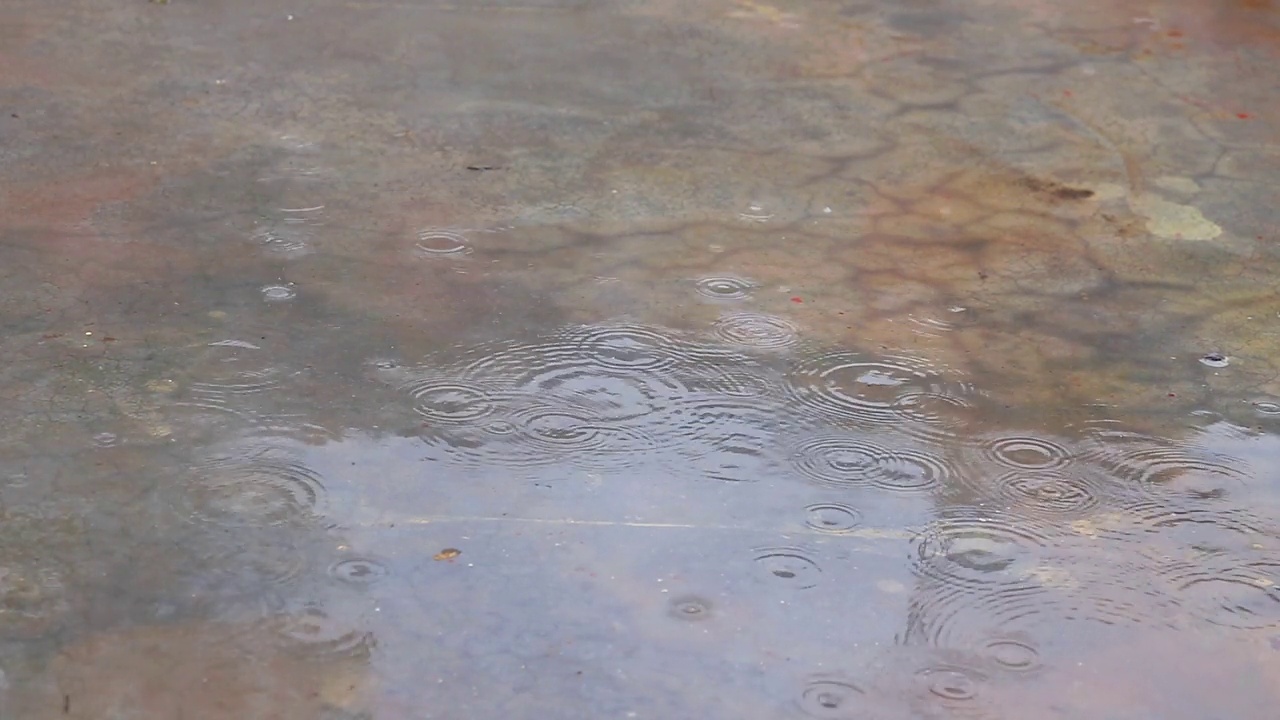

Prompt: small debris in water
[{"left": 433, "top": 548, "right": 461, "bottom": 561}]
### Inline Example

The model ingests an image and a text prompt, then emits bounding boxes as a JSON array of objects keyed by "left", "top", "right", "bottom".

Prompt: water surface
[{"left": 3, "top": 0, "right": 1280, "bottom": 717}]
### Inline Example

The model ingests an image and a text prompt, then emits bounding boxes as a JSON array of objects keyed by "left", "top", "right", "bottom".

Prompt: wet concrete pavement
[{"left": 2, "top": 0, "right": 1280, "bottom": 717}]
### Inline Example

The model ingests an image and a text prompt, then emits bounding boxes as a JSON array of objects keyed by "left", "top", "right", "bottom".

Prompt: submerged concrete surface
[{"left": 2, "top": 0, "right": 1280, "bottom": 717}]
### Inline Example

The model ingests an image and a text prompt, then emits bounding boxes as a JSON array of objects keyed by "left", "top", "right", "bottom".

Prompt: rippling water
[{"left": 5, "top": 0, "right": 1280, "bottom": 717}]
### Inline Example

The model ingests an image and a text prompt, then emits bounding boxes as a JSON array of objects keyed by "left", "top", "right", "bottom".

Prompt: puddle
[{"left": 3, "top": 0, "right": 1280, "bottom": 717}]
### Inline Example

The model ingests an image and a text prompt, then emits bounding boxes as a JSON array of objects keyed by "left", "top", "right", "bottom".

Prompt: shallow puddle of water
[{"left": 3, "top": 0, "right": 1280, "bottom": 717}]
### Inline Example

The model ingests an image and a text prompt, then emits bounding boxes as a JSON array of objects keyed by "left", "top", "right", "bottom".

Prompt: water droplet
[
  {"left": 918, "top": 665, "right": 983, "bottom": 701},
  {"left": 668, "top": 595, "right": 713, "bottom": 621},
  {"left": 983, "top": 638, "right": 1040, "bottom": 671},
  {"left": 414, "top": 228, "right": 471, "bottom": 256},
  {"left": 328, "top": 557, "right": 389, "bottom": 585},
  {"left": 792, "top": 436, "right": 951, "bottom": 493},
  {"left": 804, "top": 503, "right": 861, "bottom": 533},
  {"left": 187, "top": 453, "right": 328, "bottom": 527},
  {"left": 695, "top": 275, "right": 756, "bottom": 300},
  {"left": 798, "top": 677, "right": 864, "bottom": 718},
  {"left": 1200, "top": 352, "right": 1229, "bottom": 368},
  {"left": 260, "top": 284, "right": 296, "bottom": 302},
  {"left": 370, "top": 358, "right": 400, "bottom": 371},
  {"left": 92, "top": 432, "right": 119, "bottom": 448},
  {"left": 753, "top": 547, "right": 822, "bottom": 589},
  {"left": 996, "top": 470, "right": 1102, "bottom": 516},
  {"left": 983, "top": 435, "right": 1074, "bottom": 471},
  {"left": 712, "top": 312, "right": 799, "bottom": 350}
]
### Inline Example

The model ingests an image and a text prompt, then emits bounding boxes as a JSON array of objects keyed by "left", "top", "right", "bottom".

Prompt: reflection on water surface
[{"left": 3, "top": 0, "right": 1280, "bottom": 717}]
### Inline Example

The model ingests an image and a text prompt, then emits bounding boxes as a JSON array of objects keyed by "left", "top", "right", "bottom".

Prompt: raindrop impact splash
[
  {"left": 272, "top": 602, "right": 373, "bottom": 659},
  {"left": 1168, "top": 561, "right": 1280, "bottom": 630},
  {"left": 261, "top": 284, "right": 297, "bottom": 302},
  {"left": 1199, "top": 352, "right": 1229, "bottom": 368},
  {"left": 983, "top": 435, "right": 1074, "bottom": 471},
  {"left": 787, "top": 352, "right": 951, "bottom": 427},
  {"left": 889, "top": 385, "right": 981, "bottom": 445},
  {"left": 792, "top": 436, "right": 951, "bottom": 493},
  {"left": 253, "top": 209, "right": 323, "bottom": 257},
  {"left": 92, "top": 432, "right": 119, "bottom": 448},
  {"left": 912, "top": 510, "right": 1050, "bottom": 586},
  {"left": 1081, "top": 431, "right": 1248, "bottom": 496},
  {"left": 804, "top": 503, "right": 862, "bottom": 534},
  {"left": 668, "top": 595, "right": 713, "bottom": 621},
  {"left": 983, "top": 638, "right": 1040, "bottom": 672},
  {"left": 995, "top": 470, "right": 1102, "bottom": 516},
  {"left": 402, "top": 380, "right": 496, "bottom": 425},
  {"left": 414, "top": 228, "right": 471, "bottom": 256},
  {"left": 575, "top": 324, "right": 684, "bottom": 372},
  {"left": 918, "top": 665, "right": 984, "bottom": 702},
  {"left": 695, "top": 275, "right": 756, "bottom": 300},
  {"left": 753, "top": 547, "right": 823, "bottom": 589},
  {"left": 328, "top": 557, "right": 390, "bottom": 586},
  {"left": 798, "top": 677, "right": 865, "bottom": 719},
  {"left": 186, "top": 454, "right": 329, "bottom": 527},
  {"left": 712, "top": 312, "right": 799, "bottom": 350}
]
